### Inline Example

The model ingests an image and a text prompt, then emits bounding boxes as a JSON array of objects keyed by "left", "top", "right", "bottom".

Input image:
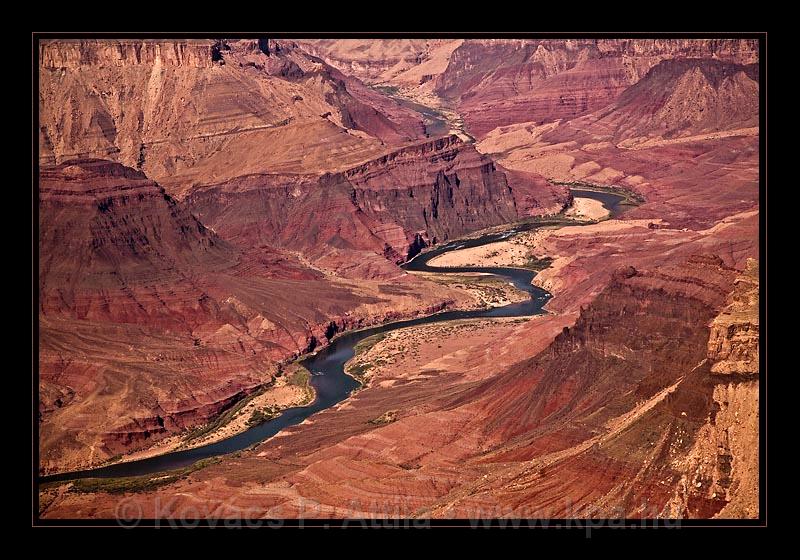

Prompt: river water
[{"left": 40, "top": 188, "right": 629, "bottom": 483}]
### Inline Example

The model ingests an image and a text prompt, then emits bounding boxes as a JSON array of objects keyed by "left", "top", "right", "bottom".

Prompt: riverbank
[
  {"left": 556, "top": 181, "right": 646, "bottom": 205},
  {"left": 345, "top": 317, "right": 532, "bottom": 387},
  {"left": 565, "top": 197, "right": 610, "bottom": 222},
  {"left": 423, "top": 208, "right": 603, "bottom": 270},
  {"left": 39, "top": 188, "right": 630, "bottom": 485},
  {"left": 427, "top": 240, "right": 530, "bottom": 268},
  {"left": 179, "top": 364, "right": 315, "bottom": 449},
  {"left": 412, "top": 272, "right": 529, "bottom": 308},
  {"left": 75, "top": 364, "right": 316, "bottom": 471}
]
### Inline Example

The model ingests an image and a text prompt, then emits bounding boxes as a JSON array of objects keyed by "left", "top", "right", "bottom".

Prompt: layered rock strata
[
  {"left": 40, "top": 256, "right": 760, "bottom": 519},
  {"left": 435, "top": 39, "right": 759, "bottom": 138},
  {"left": 38, "top": 159, "right": 469, "bottom": 473},
  {"left": 185, "top": 135, "right": 567, "bottom": 272},
  {"left": 39, "top": 39, "right": 427, "bottom": 196}
]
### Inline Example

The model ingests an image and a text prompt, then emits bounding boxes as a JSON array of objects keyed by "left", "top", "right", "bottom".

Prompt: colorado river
[{"left": 40, "top": 188, "right": 630, "bottom": 484}]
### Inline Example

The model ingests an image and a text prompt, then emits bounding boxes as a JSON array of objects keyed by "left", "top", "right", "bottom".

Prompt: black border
[{"left": 32, "top": 31, "right": 768, "bottom": 529}]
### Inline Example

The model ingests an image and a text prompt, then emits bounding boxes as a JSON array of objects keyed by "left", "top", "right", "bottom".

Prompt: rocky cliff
[
  {"left": 425, "top": 255, "right": 758, "bottom": 518},
  {"left": 185, "top": 135, "right": 567, "bottom": 273},
  {"left": 662, "top": 260, "right": 760, "bottom": 518},
  {"left": 39, "top": 255, "right": 761, "bottom": 519},
  {"left": 39, "top": 159, "right": 238, "bottom": 322},
  {"left": 39, "top": 39, "right": 427, "bottom": 196},
  {"left": 40, "top": 39, "right": 217, "bottom": 68},
  {"left": 707, "top": 259, "right": 759, "bottom": 376},
  {"left": 536, "top": 58, "right": 759, "bottom": 147},
  {"left": 296, "top": 39, "right": 464, "bottom": 85},
  {"left": 344, "top": 135, "right": 566, "bottom": 259},
  {"left": 434, "top": 39, "right": 759, "bottom": 138},
  {"left": 38, "top": 159, "right": 468, "bottom": 473}
]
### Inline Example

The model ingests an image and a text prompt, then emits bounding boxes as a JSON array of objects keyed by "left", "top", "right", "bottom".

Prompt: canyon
[{"left": 36, "top": 37, "right": 761, "bottom": 521}]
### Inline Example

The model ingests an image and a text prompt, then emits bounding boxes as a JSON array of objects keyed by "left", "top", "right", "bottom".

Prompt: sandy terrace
[
  {"left": 412, "top": 272, "right": 529, "bottom": 308},
  {"left": 565, "top": 197, "right": 610, "bottom": 222},
  {"left": 427, "top": 240, "right": 532, "bottom": 268},
  {"left": 426, "top": 197, "right": 609, "bottom": 270},
  {"left": 180, "top": 371, "right": 313, "bottom": 448},
  {"left": 345, "top": 317, "right": 532, "bottom": 387}
]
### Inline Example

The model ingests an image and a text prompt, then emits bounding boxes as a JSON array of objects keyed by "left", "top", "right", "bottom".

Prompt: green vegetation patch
[
  {"left": 368, "top": 410, "right": 398, "bottom": 425},
  {"left": 67, "top": 457, "right": 222, "bottom": 494},
  {"left": 286, "top": 364, "right": 315, "bottom": 404},
  {"left": 246, "top": 405, "right": 280, "bottom": 427},
  {"left": 100, "top": 454, "right": 123, "bottom": 466},
  {"left": 182, "top": 389, "right": 259, "bottom": 444},
  {"left": 353, "top": 332, "right": 388, "bottom": 356},
  {"left": 348, "top": 362, "right": 373, "bottom": 381},
  {"left": 522, "top": 256, "right": 554, "bottom": 271},
  {"left": 554, "top": 180, "right": 646, "bottom": 205},
  {"left": 374, "top": 85, "right": 401, "bottom": 96},
  {"left": 346, "top": 332, "right": 392, "bottom": 382}
]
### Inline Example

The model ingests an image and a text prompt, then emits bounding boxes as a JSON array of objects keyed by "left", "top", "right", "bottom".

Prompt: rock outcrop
[
  {"left": 476, "top": 57, "right": 760, "bottom": 236},
  {"left": 38, "top": 159, "right": 470, "bottom": 473},
  {"left": 297, "top": 39, "right": 464, "bottom": 86},
  {"left": 39, "top": 39, "right": 218, "bottom": 68},
  {"left": 39, "top": 159, "right": 239, "bottom": 322},
  {"left": 39, "top": 39, "right": 427, "bottom": 196},
  {"left": 185, "top": 135, "right": 567, "bottom": 272},
  {"left": 344, "top": 135, "right": 566, "bottom": 259},
  {"left": 433, "top": 39, "right": 759, "bottom": 138},
  {"left": 662, "top": 259, "right": 760, "bottom": 518},
  {"left": 540, "top": 59, "right": 759, "bottom": 146},
  {"left": 707, "top": 259, "right": 760, "bottom": 376}
]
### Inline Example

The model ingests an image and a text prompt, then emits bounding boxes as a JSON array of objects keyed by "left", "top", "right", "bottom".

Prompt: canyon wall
[
  {"left": 433, "top": 39, "right": 758, "bottom": 138},
  {"left": 537, "top": 58, "right": 759, "bottom": 147},
  {"left": 663, "top": 260, "right": 760, "bottom": 518},
  {"left": 40, "top": 255, "right": 761, "bottom": 519},
  {"left": 37, "top": 40, "right": 569, "bottom": 473},
  {"left": 185, "top": 135, "right": 568, "bottom": 270},
  {"left": 477, "top": 51, "right": 760, "bottom": 238},
  {"left": 424, "top": 255, "right": 747, "bottom": 517},
  {"left": 344, "top": 135, "right": 566, "bottom": 258},
  {"left": 38, "top": 159, "right": 467, "bottom": 473},
  {"left": 36, "top": 38, "right": 761, "bottom": 519},
  {"left": 39, "top": 39, "right": 427, "bottom": 196},
  {"left": 39, "top": 159, "right": 239, "bottom": 323},
  {"left": 40, "top": 39, "right": 217, "bottom": 68},
  {"left": 707, "top": 259, "right": 760, "bottom": 376},
  {"left": 297, "top": 39, "right": 464, "bottom": 85}
]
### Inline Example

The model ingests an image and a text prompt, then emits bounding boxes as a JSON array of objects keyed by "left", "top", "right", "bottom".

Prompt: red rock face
[
  {"left": 37, "top": 159, "right": 468, "bottom": 473},
  {"left": 542, "top": 59, "right": 759, "bottom": 145},
  {"left": 434, "top": 39, "right": 758, "bottom": 138},
  {"left": 40, "top": 256, "right": 755, "bottom": 519},
  {"left": 432, "top": 257, "right": 740, "bottom": 517},
  {"left": 344, "top": 136, "right": 567, "bottom": 258},
  {"left": 184, "top": 171, "right": 400, "bottom": 279},
  {"left": 321, "top": 64, "right": 426, "bottom": 145},
  {"left": 36, "top": 38, "right": 760, "bottom": 520},
  {"left": 295, "top": 39, "right": 462, "bottom": 84},
  {"left": 185, "top": 135, "right": 568, "bottom": 270},
  {"left": 38, "top": 39, "right": 428, "bottom": 196},
  {"left": 40, "top": 160, "right": 238, "bottom": 323}
]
